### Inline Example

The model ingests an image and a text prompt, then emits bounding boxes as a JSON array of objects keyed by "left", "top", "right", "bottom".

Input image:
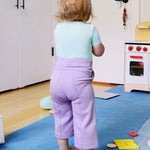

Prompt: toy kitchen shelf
[{"left": 137, "top": 26, "right": 150, "bottom": 29}]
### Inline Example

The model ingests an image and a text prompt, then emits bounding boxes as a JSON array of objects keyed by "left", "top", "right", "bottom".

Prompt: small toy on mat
[
  {"left": 106, "top": 143, "right": 117, "bottom": 148},
  {"left": 40, "top": 96, "right": 52, "bottom": 110},
  {"left": 114, "top": 139, "right": 139, "bottom": 149},
  {"left": 129, "top": 131, "right": 138, "bottom": 137}
]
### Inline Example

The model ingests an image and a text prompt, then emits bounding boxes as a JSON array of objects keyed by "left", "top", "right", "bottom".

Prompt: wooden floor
[{"left": 0, "top": 81, "right": 117, "bottom": 136}]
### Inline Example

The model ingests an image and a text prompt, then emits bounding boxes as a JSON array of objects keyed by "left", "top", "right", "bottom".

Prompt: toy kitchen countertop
[{"left": 135, "top": 21, "right": 150, "bottom": 42}]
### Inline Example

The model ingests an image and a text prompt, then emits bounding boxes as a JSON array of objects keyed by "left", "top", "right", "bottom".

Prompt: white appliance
[
  {"left": 125, "top": 42, "right": 150, "bottom": 92},
  {"left": 0, "top": 115, "right": 5, "bottom": 144}
]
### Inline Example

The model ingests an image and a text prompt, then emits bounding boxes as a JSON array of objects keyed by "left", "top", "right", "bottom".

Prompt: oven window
[{"left": 130, "top": 61, "right": 144, "bottom": 76}]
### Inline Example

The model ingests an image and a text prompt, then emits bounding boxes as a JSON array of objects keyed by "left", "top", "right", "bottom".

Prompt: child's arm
[
  {"left": 91, "top": 25, "right": 105, "bottom": 57},
  {"left": 92, "top": 43, "right": 105, "bottom": 57}
]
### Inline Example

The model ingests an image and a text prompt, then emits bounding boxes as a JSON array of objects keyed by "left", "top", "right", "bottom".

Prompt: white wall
[
  {"left": 52, "top": 0, "right": 150, "bottom": 84},
  {"left": 92, "top": 0, "right": 139, "bottom": 84},
  {"left": 140, "top": 0, "right": 150, "bottom": 22}
]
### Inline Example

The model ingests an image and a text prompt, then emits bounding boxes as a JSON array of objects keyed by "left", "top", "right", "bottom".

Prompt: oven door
[{"left": 125, "top": 52, "right": 149, "bottom": 85}]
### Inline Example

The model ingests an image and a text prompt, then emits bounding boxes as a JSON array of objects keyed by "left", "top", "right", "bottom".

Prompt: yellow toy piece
[{"left": 114, "top": 139, "right": 139, "bottom": 149}]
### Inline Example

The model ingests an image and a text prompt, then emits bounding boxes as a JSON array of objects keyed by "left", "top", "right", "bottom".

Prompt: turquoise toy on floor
[{"left": 40, "top": 96, "right": 52, "bottom": 110}]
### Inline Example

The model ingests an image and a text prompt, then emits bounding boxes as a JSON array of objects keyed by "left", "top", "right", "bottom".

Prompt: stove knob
[
  {"left": 143, "top": 47, "right": 148, "bottom": 52},
  {"left": 128, "top": 46, "right": 133, "bottom": 51},
  {"left": 136, "top": 46, "right": 141, "bottom": 51}
]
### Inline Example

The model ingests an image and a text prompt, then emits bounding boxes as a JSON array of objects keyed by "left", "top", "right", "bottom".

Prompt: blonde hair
[{"left": 56, "top": 0, "right": 93, "bottom": 22}]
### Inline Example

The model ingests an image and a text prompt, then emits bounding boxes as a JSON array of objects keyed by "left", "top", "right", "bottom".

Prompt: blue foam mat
[
  {"left": 94, "top": 85, "right": 150, "bottom": 150},
  {"left": 1, "top": 85, "right": 150, "bottom": 150}
]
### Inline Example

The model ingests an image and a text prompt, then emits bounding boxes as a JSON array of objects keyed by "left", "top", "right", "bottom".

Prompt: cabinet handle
[
  {"left": 21, "top": 0, "right": 25, "bottom": 9},
  {"left": 15, "top": 0, "right": 19, "bottom": 9},
  {"left": 52, "top": 47, "right": 54, "bottom": 56}
]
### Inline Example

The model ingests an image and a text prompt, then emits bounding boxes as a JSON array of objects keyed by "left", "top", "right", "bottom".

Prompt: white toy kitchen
[{"left": 124, "top": 42, "right": 150, "bottom": 92}]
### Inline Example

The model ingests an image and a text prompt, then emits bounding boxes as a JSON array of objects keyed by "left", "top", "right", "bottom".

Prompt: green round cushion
[{"left": 40, "top": 96, "right": 52, "bottom": 109}]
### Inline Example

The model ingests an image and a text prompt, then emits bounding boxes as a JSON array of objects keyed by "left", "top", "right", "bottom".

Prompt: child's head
[{"left": 56, "top": 0, "right": 93, "bottom": 22}]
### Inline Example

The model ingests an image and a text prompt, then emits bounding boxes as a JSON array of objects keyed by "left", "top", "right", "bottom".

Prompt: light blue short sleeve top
[{"left": 54, "top": 21, "right": 101, "bottom": 60}]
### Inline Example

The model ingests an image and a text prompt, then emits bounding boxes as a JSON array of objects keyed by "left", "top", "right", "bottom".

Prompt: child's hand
[{"left": 92, "top": 43, "right": 105, "bottom": 57}]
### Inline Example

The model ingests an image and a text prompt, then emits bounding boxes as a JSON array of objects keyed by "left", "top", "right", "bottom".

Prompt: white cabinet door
[
  {"left": 0, "top": 0, "right": 19, "bottom": 92},
  {"left": 19, "top": 0, "right": 53, "bottom": 87},
  {"left": 92, "top": 0, "right": 139, "bottom": 84}
]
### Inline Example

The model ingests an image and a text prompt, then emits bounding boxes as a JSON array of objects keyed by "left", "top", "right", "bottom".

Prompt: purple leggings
[{"left": 50, "top": 57, "right": 99, "bottom": 149}]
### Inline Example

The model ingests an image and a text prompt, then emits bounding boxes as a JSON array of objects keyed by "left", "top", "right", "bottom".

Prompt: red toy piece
[{"left": 129, "top": 131, "right": 138, "bottom": 137}]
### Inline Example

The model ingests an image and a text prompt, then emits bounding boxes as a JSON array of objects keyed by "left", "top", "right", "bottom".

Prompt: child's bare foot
[
  {"left": 69, "top": 147, "right": 80, "bottom": 150},
  {"left": 49, "top": 109, "right": 53, "bottom": 114}
]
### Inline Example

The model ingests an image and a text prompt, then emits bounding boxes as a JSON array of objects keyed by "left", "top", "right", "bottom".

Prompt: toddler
[{"left": 50, "top": 0, "right": 105, "bottom": 150}]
